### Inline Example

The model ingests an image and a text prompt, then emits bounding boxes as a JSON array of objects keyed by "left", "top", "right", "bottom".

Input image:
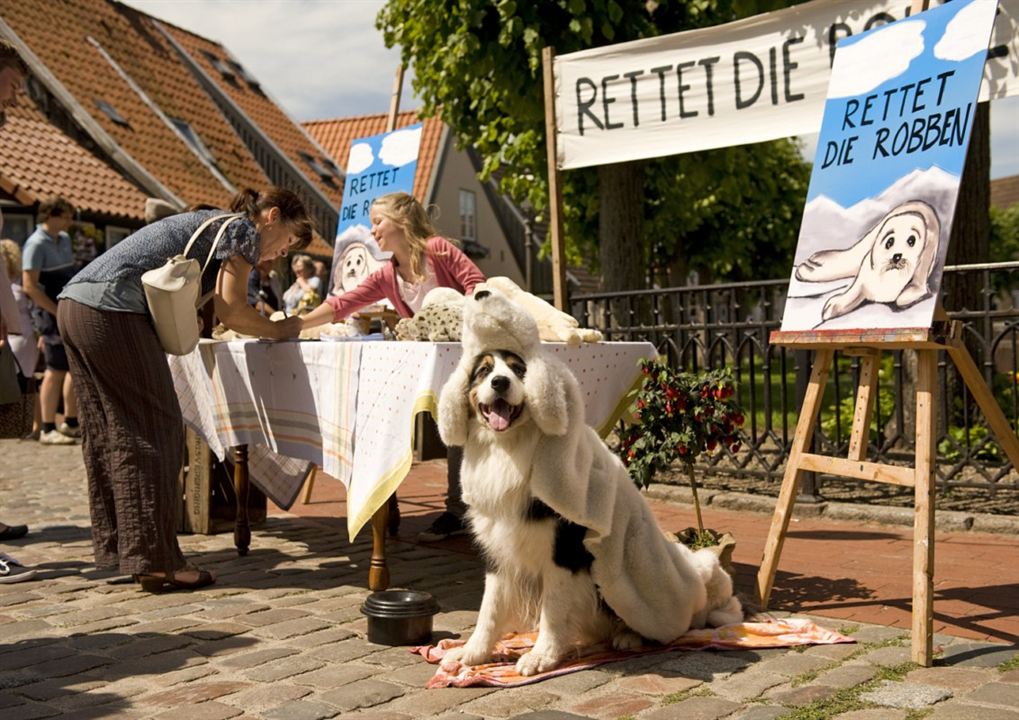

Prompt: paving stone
[
  {"left": 849, "top": 626, "right": 908, "bottom": 644},
  {"left": 140, "top": 680, "right": 253, "bottom": 706},
  {"left": 858, "top": 646, "right": 913, "bottom": 667},
  {"left": 182, "top": 623, "right": 252, "bottom": 641},
  {"left": 729, "top": 706, "right": 789, "bottom": 720},
  {"left": 928, "top": 702, "right": 1019, "bottom": 719},
  {"left": 1001, "top": 669, "right": 1019, "bottom": 683},
  {"left": 938, "top": 643, "right": 1019, "bottom": 668},
  {"left": 859, "top": 680, "right": 953, "bottom": 708},
  {"left": 308, "top": 638, "right": 377, "bottom": 664},
  {"left": 767, "top": 683, "right": 839, "bottom": 706},
  {"left": 221, "top": 683, "right": 312, "bottom": 710},
  {"left": 655, "top": 650, "right": 754, "bottom": 681},
  {"left": 383, "top": 660, "right": 440, "bottom": 686},
  {"left": 217, "top": 647, "right": 299, "bottom": 669},
  {"left": 803, "top": 642, "right": 861, "bottom": 661},
  {"left": 150, "top": 701, "right": 243, "bottom": 720},
  {"left": 566, "top": 690, "right": 655, "bottom": 719},
  {"left": 361, "top": 645, "right": 436, "bottom": 669},
  {"left": 906, "top": 666, "right": 996, "bottom": 692},
  {"left": 643, "top": 696, "right": 742, "bottom": 720},
  {"left": 963, "top": 681, "right": 1019, "bottom": 708},
  {"left": 243, "top": 654, "right": 326, "bottom": 682},
  {"left": 507, "top": 712, "right": 594, "bottom": 720},
  {"left": 462, "top": 686, "right": 562, "bottom": 718},
  {"left": 814, "top": 662, "right": 879, "bottom": 690},
  {"left": 289, "top": 662, "right": 376, "bottom": 687},
  {"left": 711, "top": 667, "right": 787, "bottom": 701},
  {"left": 24, "top": 654, "right": 111, "bottom": 678},
  {"left": 108, "top": 634, "right": 195, "bottom": 659},
  {"left": 833, "top": 710, "right": 908, "bottom": 720},
  {"left": 2, "top": 701, "right": 62, "bottom": 720},
  {"left": 615, "top": 671, "right": 703, "bottom": 696},
  {"left": 283, "top": 627, "right": 357, "bottom": 648},
  {"left": 317, "top": 678, "right": 405, "bottom": 712},
  {"left": 252, "top": 617, "right": 332, "bottom": 640},
  {"left": 262, "top": 700, "right": 340, "bottom": 720},
  {"left": 237, "top": 607, "right": 309, "bottom": 626},
  {"left": 378, "top": 686, "right": 493, "bottom": 716},
  {"left": 535, "top": 668, "right": 613, "bottom": 695}
]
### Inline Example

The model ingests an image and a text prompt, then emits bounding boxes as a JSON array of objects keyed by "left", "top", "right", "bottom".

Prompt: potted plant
[{"left": 618, "top": 359, "right": 745, "bottom": 568}]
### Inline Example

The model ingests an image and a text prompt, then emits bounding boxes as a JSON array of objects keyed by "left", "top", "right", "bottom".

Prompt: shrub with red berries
[{"left": 618, "top": 359, "right": 745, "bottom": 489}]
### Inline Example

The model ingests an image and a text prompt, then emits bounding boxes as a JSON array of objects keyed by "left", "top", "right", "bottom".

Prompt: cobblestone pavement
[{"left": 1, "top": 438, "right": 1018, "bottom": 720}]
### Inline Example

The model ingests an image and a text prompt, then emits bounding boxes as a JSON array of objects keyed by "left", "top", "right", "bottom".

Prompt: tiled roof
[
  {"left": 991, "top": 175, "right": 1019, "bottom": 210},
  {"left": 0, "top": 87, "right": 147, "bottom": 220},
  {"left": 160, "top": 21, "right": 344, "bottom": 207},
  {"left": 303, "top": 111, "right": 446, "bottom": 202}
]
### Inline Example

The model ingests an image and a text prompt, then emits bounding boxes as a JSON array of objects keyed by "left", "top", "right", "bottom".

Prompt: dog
[
  {"left": 794, "top": 200, "right": 941, "bottom": 322},
  {"left": 437, "top": 288, "right": 742, "bottom": 676}
]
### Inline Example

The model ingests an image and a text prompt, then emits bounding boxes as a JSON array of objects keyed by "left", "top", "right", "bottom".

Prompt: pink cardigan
[{"left": 325, "top": 236, "right": 485, "bottom": 321}]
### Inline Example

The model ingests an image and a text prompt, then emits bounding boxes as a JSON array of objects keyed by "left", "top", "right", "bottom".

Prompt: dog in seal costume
[{"left": 437, "top": 288, "right": 742, "bottom": 675}]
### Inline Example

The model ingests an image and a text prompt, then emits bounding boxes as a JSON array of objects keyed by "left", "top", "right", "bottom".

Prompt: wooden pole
[
  {"left": 912, "top": 349, "right": 937, "bottom": 666},
  {"left": 542, "top": 46, "right": 568, "bottom": 311},
  {"left": 386, "top": 64, "right": 405, "bottom": 133}
]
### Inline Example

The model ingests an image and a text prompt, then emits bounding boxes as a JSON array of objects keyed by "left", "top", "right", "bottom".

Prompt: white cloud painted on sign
[
  {"left": 935, "top": 0, "right": 997, "bottom": 61},
  {"left": 378, "top": 126, "right": 422, "bottom": 167},
  {"left": 347, "top": 143, "right": 375, "bottom": 174},
  {"left": 827, "top": 21, "right": 926, "bottom": 98}
]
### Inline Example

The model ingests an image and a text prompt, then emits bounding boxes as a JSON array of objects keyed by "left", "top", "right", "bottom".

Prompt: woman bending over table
[
  {"left": 301, "top": 191, "right": 485, "bottom": 541},
  {"left": 56, "top": 187, "right": 311, "bottom": 593}
]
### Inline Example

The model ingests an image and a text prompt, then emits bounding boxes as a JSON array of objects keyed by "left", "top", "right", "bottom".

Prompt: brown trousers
[{"left": 57, "top": 299, "right": 185, "bottom": 575}]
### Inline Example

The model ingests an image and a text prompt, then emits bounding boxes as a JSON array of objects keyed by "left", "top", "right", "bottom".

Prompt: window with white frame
[{"left": 459, "top": 189, "right": 476, "bottom": 242}]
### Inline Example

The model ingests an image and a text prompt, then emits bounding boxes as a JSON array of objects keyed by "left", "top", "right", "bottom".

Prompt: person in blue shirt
[{"left": 21, "top": 197, "right": 80, "bottom": 446}]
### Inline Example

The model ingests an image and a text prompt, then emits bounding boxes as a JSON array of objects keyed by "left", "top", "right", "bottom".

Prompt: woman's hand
[{"left": 269, "top": 315, "right": 303, "bottom": 340}]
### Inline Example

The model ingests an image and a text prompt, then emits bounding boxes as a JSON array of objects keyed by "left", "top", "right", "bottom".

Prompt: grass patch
[
  {"left": 837, "top": 624, "right": 860, "bottom": 636},
  {"left": 777, "top": 661, "right": 918, "bottom": 720},
  {"left": 661, "top": 686, "right": 714, "bottom": 705},
  {"left": 904, "top": 710, "right": 934, "bottom": 720},
  {"left": 999, "top": 653, "right": 1019, "bottom": 672}
]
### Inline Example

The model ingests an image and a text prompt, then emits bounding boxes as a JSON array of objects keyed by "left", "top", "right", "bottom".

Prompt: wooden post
[
  {"left": 232, "top": 445, "right": 251, "bottom": 556},
  {"left": 912, "top": 349, "right": 937, "bottom": 666},
  {"left": 386, "top": 64, "right": 405, "bottom": 133},
  {"left": 542, "top": 46, "right": 568, "bottom": 311},
  {"left": 369, "top": 501, "right": 391, "bottom": 591},
  {"left": 846, "top": 350, "right": 880, "bottom": 462}
]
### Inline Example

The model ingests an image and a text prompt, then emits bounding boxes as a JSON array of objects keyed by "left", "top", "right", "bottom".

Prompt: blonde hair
[
  {"left": 370, "top": 191, "right": 446, "bottom": 281},
  {"left": 0, "top": 239, "right": 21, "bottom": 280}
]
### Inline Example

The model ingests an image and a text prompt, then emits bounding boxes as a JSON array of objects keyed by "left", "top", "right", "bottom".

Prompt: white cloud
[
  {"left": 378, "top": 125, "right": 422, "bottom": 167},
  {"left": 935, "top": 0, "right": 998, "bottom": 61},
  {"left": 347, "top": 142, "right": 375, "bottom": 174},
  {"left": 827, "top": 21, "right": 926, "bottom": 98},
  {"left": 122, "top": 0, "right": 417, "bottom": 121}
]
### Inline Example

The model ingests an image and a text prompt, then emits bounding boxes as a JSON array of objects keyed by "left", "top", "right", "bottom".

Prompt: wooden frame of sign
[{"left": 759, "top": 310, "right": 1019, "bottom": 666}]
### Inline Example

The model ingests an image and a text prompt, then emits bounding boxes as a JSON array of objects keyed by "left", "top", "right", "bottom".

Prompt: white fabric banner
[{"left": 554, "top": 0, "right": 1017, "bottom": 169}]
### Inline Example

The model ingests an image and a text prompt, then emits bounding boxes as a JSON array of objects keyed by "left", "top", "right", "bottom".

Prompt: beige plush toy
[
  {"left": 480, "top": 276, "right": 602, "bottom": 346},
  {"left": 394, "top": 287, "right": 465, "bottom": 342}
]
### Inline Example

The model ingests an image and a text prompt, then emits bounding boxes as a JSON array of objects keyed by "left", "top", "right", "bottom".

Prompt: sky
[{"left": 125, "top": 0, "right": 1018, "bottom": 179}]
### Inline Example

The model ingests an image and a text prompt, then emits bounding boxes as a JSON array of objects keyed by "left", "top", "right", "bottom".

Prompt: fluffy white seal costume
[{"left": 438, "top": 288, "right": 740, "bottom": 673}]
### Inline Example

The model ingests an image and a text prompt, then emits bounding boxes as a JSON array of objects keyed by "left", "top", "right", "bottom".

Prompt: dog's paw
[
  {"left": 444, "top": 642, "right": 494, "bottom": 669},
  {"left": 515, "top": 648, "right": 562, "bottom": 676},
  {"left": 611, "top": 629, "right": 644, "bottom": 651}
]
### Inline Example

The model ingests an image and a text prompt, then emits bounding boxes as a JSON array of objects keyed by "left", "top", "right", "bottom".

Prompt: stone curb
[{"left": 644, "top": 483, "right": 1019, "bottom": 535}]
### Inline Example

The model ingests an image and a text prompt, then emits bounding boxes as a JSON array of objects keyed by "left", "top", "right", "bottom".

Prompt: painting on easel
[{"left": 781, "top": 0, "right": 999, "bottom": 332}]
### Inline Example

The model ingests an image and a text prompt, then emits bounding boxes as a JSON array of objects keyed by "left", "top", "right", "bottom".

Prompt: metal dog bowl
[{"left": 361, "top": 590, "right": 439, "bottom": 645}]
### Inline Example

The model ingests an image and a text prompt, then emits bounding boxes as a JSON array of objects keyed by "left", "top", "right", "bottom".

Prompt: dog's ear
[
  {"left": 524, "top": 356, "right": 580, "bottom": 437},
  {"left": 795, "top": 213, "right": 886, "bottom": 283},
  {"left": 895, "top": 204, "right": 941, "bottom": 308},
  {"left": 437, "top": 366, "right": 471, "bottom": 447}
]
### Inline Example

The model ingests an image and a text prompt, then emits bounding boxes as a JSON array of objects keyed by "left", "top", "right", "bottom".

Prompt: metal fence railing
[{"left": 571, "top": 262, "right": 1019, "bottom": 504}]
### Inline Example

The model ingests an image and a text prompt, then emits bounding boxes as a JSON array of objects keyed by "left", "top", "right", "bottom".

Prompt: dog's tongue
[{"left": 487, "top": 400, "right": 514, "bottom": 431}]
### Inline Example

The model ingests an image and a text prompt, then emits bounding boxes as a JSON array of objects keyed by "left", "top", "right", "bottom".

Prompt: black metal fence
[{"left": 571, "top": 262, "right": 1019, "bottom": 501}]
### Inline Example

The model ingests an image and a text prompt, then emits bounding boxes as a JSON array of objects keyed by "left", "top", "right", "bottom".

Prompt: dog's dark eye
[
  {"left": 471, "top": 362, "right": 493, "bottom": 382},
  {"left": 907, "top": 235, "right": 916, "bottom": 247},
  {"left": 884, "top": 237, "right": 894, "bottom": 250},
  {"left": 507, "top": 359, "right": 526, "bottom": 379}
]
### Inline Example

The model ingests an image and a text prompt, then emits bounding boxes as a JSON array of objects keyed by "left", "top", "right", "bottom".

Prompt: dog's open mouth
[{"left": 480, "top": 399, "right": 523, "bottom": 431}]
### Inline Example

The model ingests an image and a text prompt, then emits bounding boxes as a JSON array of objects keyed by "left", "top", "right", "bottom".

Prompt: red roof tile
[
  {"left": 160, "top": 22, "right": 344, "bottom": 207},
  {"left": 303, "top": 111, "right": 446, "bottom": 203},
  {"left": 991, "top": 175, "right": 1019, "bottom": 210},
  {"left": 0, "top": 87, "right": 147, "bottom": 220}
]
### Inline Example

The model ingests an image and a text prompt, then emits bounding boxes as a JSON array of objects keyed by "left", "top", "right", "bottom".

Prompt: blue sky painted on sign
[
  {"left": 336, "top": 123, "right": 422, "bottom": 235},
  {"left": 805, "top": 0, "right": 996, "bottom": 206}
]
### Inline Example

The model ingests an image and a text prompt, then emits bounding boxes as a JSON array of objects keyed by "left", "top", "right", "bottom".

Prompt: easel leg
[
  {"left": 368, "top": 495, "right": 391, "bottom": 591},
  {"left": 301, "top": 465, "right": 317, "bottom": 504},
  {"left": 913, "top": 350, "right": 936, "bottom": 667},
  {"left": 947, "top": 343, "right": 1019, "bottom": 468},
  {"left": 757, "top": 349, "right": 833, "bottom": 609}
]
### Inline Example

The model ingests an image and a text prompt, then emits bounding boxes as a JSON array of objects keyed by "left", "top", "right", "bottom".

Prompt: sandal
[{"left": 134, "top": 567, "right": 216, "bottom": 593}]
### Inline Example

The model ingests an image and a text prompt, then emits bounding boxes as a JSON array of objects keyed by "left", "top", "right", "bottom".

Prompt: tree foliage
[{"left": 378, "top": 0, "right": 810, "bottom": 287}]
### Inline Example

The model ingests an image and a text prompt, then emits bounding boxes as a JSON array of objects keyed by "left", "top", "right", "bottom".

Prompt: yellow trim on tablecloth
[
  {"left": 596, "top": 368, "right": 644, "bottom": 438},
  {"left": 346, "top": 392, "right": 439, "bottom": 541}
]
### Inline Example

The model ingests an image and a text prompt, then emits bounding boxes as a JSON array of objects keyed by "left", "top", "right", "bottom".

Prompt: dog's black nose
[
  {"left": 490, "top": 375, "right": 510, "bottom": 393},
  {"left": 892, "top": 253, "right": 903, "bottom": 263},
  {"left": 474, "top": 290, "right": 491, "bottom": 300}
]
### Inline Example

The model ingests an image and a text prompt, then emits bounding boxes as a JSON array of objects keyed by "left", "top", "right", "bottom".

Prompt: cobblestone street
[{"left": 1, "top": 437, "right": 1018, "bottom": 720}]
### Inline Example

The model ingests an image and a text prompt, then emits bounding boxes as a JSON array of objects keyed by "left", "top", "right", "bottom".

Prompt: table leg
[
  {"left": 369, "top": 497, "right": 390, "bottom": 590},
  {"left": 233, "top": 445, "right": 250, "bottom": 556}
]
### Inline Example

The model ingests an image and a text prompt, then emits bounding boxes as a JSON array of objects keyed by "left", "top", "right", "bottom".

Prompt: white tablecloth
[{"left": 170, "top": 339, "right": 657, "bottom": 540}]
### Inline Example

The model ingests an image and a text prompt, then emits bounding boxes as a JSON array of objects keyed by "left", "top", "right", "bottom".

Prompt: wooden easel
[{"left": 757, "top": 309, "right": 1019, "bottom": 666}]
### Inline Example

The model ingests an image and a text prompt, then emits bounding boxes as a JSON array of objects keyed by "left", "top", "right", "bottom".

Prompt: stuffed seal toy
[{"left": 394, "top": 287, "right": 465, "bottom": 342}]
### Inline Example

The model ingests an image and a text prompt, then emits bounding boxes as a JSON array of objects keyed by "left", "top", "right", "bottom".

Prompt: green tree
[{"left": 377, "top": 0, "right": 809, "bottom": 291}]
